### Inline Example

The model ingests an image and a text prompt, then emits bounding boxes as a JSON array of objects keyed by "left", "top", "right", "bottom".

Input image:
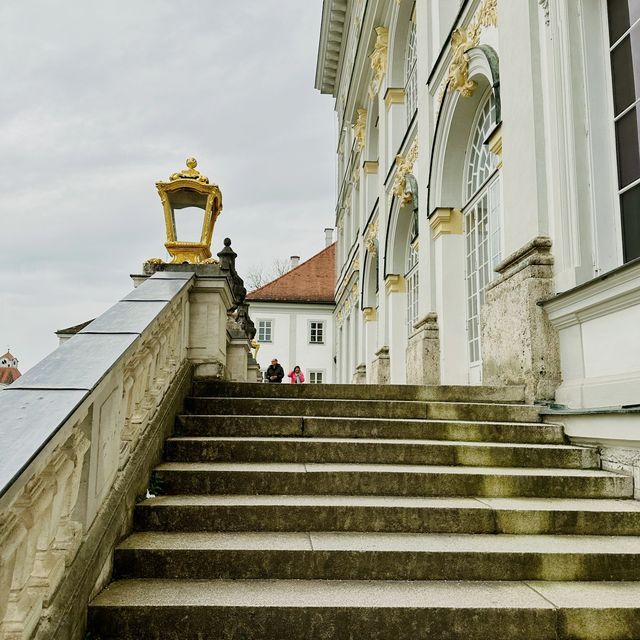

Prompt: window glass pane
[
  {"left": 611, "top": 22, "right": 640, "bottom": 115},
  {"left": 621, "top": 184, "right": 640, "bottom": 261},
  {"left": 608, "top": 0, "right": 640, "bottom": 44},
  {"left": 615, "top": 106, "right": 640, "bottom": 187}
]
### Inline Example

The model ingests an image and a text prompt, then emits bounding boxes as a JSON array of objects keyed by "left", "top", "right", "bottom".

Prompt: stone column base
[
  {"left": 352, "top": 364, "right": 367, "bottom": 384},
  {"left": 370, "top": 347, "right": 390, "bottom": 385},
  {"left": 406, "top": 313, "right": 440, "bottom": 385},
  {"left": 481, "top": 236, "right": 560, "bottom": 402}
]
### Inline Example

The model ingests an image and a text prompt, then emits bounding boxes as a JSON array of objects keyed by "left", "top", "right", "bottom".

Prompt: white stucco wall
[{"left": 249, "top": 301, "right": 335, "bottom": 383}]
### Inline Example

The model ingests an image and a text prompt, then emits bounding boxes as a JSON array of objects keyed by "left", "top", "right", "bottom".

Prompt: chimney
[
  {"left": 290, "top": 255, "right": 300, "bottom": 269},
  {"left": 324, "top": 227, "right": 334, "bottom": 247}
]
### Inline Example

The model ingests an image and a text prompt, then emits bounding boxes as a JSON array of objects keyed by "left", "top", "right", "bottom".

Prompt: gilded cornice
[
  {"left": 385, "top": 274, "right": 406, "bottom": 294},
  {"left": 362, "top": 306, "right": 377, "bottom": 322},
  {"left": 430, "top": 207, "right": 463, "bottom": 240},
  {"left": 384, "top": 87, "right": 405, "bottom": 110},
  {"left": 363, "top": 160, "right": 379, "bottom": 174},
  {"left": 392, "top": 139, "right": 418, "bottom": 206},
  {"left": 368, "top": 26, "right": 389, "bottom": 99},
  {"left": 438, "top": 0, "right": 498, "bottom": 103}
]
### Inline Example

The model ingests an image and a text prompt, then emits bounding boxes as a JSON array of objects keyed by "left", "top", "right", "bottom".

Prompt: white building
[
  {"left": 316, "top": 0, "right": 640, "bottom": 468},
  {"left": 247, "top": 242, "right": 336, "bottom": 383}
]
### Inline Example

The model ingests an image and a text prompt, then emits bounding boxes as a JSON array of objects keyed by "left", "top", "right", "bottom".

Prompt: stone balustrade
[{"left": 0, "top": 246, "right": 258, "bottom": 639}]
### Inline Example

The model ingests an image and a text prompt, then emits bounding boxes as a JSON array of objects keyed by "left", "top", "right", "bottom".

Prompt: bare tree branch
[{"left": 245, "top": 258, "right": 293, "bottom": 291}]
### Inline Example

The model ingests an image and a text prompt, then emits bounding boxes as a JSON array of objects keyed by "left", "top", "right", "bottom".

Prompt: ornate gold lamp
[{"left": 156, "top": 157, "right": 223, "bottom": 264}]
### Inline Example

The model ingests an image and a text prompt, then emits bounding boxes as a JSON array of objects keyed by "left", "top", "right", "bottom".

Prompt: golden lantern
[{"left": 156, "top": 157, "right": 223, "bottom": 264}]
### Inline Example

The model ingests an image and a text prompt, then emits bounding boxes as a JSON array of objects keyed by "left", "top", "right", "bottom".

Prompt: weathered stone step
[
  {"left": 184, "top": 397, "right": 541, "bottom": 423},
  {"left": 113, "top": 531, "right": 640, "bottom": 581},
  {"left": 88, "top": 578, "right": 640, "bottom": 640},
  {"left": 176, "top": 414, "right": 566, "bottom": 444},
  {"left": 193, "top": 380, "right": 526, "bottom": 403},
  {"left": 134, "top": 495, "right": 640, "bottom": 535},
  {"left": 153, "top": 462, "right": 631, "bottom": 499},
  {"left": 165, "top": 436, "right": 597, "bottom": 469}
]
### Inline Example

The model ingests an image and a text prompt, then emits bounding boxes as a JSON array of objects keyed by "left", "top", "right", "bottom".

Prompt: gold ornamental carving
[
  {"left": 369, "top": 26, "right": 389, "bottom": 99},
  {"left": 442, "top": 0, "right": 498, "bottom": 101},
  {"left": 156, "top": 157, "right": 223, "bottom": 264},
  {"left": 365, "top": 218, "right": 379, "bottom": 255},
  {"left": 392, "top": 139, "right": 418, "bottom": 206},
  {"left": 353, "top": 253, "right": 361, "bottom": 271},
  {"left": 354, "top": 108, "right": 367, "bottom": 152}
]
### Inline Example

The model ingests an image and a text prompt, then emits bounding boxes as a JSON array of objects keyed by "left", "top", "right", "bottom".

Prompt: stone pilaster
[
  {"left": 370, "top": 346, "right": 390, "bottom": 384},
  {"left": 406, "top": 313, "right": 440, "bottom": 385},
  {"left": 481, "top": 236, "right": 561, "bottom": 402}
]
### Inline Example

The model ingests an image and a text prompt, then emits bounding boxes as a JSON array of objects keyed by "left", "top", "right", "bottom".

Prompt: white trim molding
[{"left": 543, "top": 260, "right": 640, "bottom": 409}]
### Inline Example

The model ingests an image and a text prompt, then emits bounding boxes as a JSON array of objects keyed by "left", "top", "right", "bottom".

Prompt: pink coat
[{"left": 288, "top": 370, "right": 305, "bottom": 384}]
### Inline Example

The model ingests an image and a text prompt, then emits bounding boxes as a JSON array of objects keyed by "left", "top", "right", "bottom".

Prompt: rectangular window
[
  {"left": 309, "top": 321, "right": 325, "bottom": 344},
  {"left": 608, "top": 0, "right": 640, "bottom": 262},
  {"left": 309, "top": 370, "right": 324, "bottom": 384},
  {"left": 257, "top": 320, "right": 272, "bottom": 343}
]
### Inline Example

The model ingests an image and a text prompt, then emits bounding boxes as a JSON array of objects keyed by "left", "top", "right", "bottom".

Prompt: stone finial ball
[
  {"left": 186, "top": 157, "right": 197, "bottom": 169},
  {"left": 224, "top": 238, "right": 232, "bottom": 246}
]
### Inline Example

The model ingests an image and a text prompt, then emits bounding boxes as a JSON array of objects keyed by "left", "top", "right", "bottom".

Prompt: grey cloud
[{"left": 0, "top": 1, "right": 336, "bottom": 371}]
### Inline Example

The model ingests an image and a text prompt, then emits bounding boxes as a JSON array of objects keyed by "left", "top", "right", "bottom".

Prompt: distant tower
[{"left": 0, "top": 350, "right": 21, "bottom": 388}]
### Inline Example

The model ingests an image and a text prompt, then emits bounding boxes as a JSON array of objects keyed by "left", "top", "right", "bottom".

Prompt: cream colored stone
[
  {"left": 406, "top": 313, "right": 441, "bottom": 385},
  {"left": 481, "top": 237, "right": 561, "bottom": 402}
]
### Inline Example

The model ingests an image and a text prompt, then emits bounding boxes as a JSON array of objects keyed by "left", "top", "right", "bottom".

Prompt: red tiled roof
[
  {"left": 246, "top": 244, "right": 336, "bottom": 304},
  {"left": 0, "top": 367, "right": 21, "bottom": 385},
  {"left": 1, "top": 351, "right": 15, "bottom": 360}
]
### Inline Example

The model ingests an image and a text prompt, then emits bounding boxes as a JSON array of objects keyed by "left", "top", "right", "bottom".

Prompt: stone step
[
  {"left": 88, "top": 578, "right": 640, "bottom": 640},
  {"left": 164, "top": 436, "right": 597, "bottom": 469},
  {"left": 184, "top": 397, "right": 542, "bottom": 423},
  {"left": 153, "top": 462, "right": 631, "bottom": 499},
  {"left": 113, "top": 531, "right": 640, "bottom": 581},
  {"left": 176, "top": 415, "right": 566, "bottom": 444},
  {"left": 134, "top": 495, "right": 640, "bottom": 535},
  {"left": 193, "top": 380, "right": 526, "bottom": 403}
]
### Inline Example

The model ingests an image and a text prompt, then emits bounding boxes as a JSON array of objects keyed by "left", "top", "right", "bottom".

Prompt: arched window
[
  {"left": 405, "top": 215, "right": 419, "bottom": 335},
  {"left": 405, "top": 18, "right": 418, "bottom": 118},
  {"left": 463, "top": 92, "right": 501, "bottom": 376}
]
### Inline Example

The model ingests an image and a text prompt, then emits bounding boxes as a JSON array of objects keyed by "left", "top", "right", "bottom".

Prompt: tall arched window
[
  {"left": 405, "top": 211, "right": 419, "bottom": 335},
  {"left": 607, "top": 0, "right": 640, "bottom": 262},
  {"left": 463, "top": 92, "right": 501, "bottom": 378},
  {"left": 405, "top": 17, "right": 418, "bottom": 118}
]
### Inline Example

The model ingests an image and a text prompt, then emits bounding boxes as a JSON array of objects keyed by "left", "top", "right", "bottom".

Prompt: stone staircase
[{"left": 88, "top": 382, "right": 640, "bottom": 639}]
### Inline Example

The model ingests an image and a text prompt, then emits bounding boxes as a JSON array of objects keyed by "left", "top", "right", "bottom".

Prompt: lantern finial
[
  {"left": 169, "top": 157, "right": 209, "bottom": 184},
  {"left": 156, "top": 157, "right": 222, "bottom": 264}
]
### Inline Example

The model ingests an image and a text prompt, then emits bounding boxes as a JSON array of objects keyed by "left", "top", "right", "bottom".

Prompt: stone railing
[{"left": 0, "top": 241, "right": 258, "bottom": 639}]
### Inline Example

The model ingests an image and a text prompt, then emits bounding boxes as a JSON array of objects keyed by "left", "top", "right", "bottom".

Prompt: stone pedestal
[
  {"left": 352, "top": 363, "right": 367, "bottom": 384},
  {"left": 481, "top": 236, "right": 561, "bottom": 402},
  {"left": 406, "top": 313, "right": 440, "bottom": 385},
  {"left": 370, "top": 347, "right": 390, "bottom": 384},
  {"left": 226, "top": 335, "right": 251, "bottom": 382},
  {"left": 247, "top": 355, "right": 261, "bottom": 383}
]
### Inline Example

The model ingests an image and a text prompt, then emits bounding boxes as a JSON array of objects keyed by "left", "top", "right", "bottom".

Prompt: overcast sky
[{"left": 0, "top": 1, "right": 336, "bottom": 372}]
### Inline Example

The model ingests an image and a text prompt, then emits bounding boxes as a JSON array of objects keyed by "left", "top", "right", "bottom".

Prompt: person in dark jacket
[{"left": 266, "top": 358, "right": 285, "bottom": 383}]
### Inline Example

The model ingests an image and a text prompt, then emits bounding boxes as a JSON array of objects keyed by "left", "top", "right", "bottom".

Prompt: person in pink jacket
[{"left": 287, "top": 365, "right": 305, "bottom": 384}]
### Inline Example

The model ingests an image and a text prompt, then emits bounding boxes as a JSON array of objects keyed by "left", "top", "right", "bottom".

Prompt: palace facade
[{"left": 316, "top": 0, "right": 639, "bottom": 398}]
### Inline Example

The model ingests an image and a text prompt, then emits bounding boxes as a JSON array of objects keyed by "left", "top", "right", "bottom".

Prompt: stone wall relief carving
[
  {"left": 354, "top": 108, "right": 367, "bottom": 153},
  {"left": 369, "top": 26, "right": 389, "bottom": 99},
  {"left": 365, "top": 218, "right": 379, "bottom": 256},
  {"left": 392, "top": 138, "right": 419, "bottom": 205},
  {"left": 437, "top": 0, "right": 498, "bottom": 103}
]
